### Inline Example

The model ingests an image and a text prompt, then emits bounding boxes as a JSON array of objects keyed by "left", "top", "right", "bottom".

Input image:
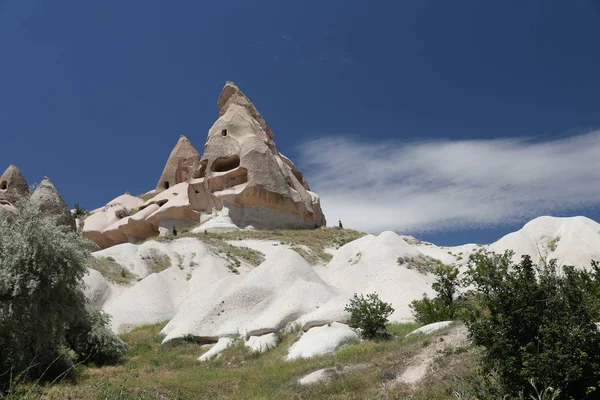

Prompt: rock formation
[
  {"left": 190, "top": 81, "right": 326, "bottom": 230},
  {"left": 155, "top": 135, "right": 202, "bottom": 193},
  {"left": 0, "top": 164, "right": 29, "bottom": 207},
  {"left": 30, "top": 177, "right": 76, "bottom": 230},
  {"left": 82, "top": 81, "right": 326, "bottom": 249}
]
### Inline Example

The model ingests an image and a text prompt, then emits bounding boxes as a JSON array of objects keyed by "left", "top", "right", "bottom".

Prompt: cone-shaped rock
[
  {"left": 0, "top": 164, "right": 29, "bottom": 205},
  {"left": 156, "top": 135, "right": 202, "bottom": 192},
  {"left": 217, "top": 81, "right": 274, "bottom": 140},
  {"left": 191, "top": 81, "right": 326, "bottom": 229},
  {"left": 31, "top": 177, "right": 76, "bottom": 230}
]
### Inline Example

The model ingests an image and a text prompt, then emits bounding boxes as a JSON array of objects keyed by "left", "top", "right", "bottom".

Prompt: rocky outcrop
[
  {"left": 191, "top": 81, "right": 326, "bottom": 230},
  {"left": 30, "top": 177, "right": 76, "bottom": 230},
  {"left": 155, "top": 135, "right": 202, "bottom": 193},
  {"left": 0, "top": 164, "right": 29, "bottom": 206},
  {"left": 83, "top": 81, "right": 326, "bottom": 249}
]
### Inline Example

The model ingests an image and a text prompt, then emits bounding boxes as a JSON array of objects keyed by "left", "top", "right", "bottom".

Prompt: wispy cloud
[{"left": 297, "top": 131, "right": 600, "bottom": 233}]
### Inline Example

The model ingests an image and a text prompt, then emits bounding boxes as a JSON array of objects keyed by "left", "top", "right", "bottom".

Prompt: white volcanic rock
[
  {"left": 407, "top": 321, "right": 454, "bottom": 337},
  {"left": 245, "top": 333, "right": 277, "bottom": 354},
  {"left": 318, "top": 231, "right": 437, "bottom": 322},
  {"left": 191, "top": 81, "right": 326, "bottom": 230},
  {"left": 156, "top": 135, "right": 202, "bottom": 193},
  {"left": 30, "top": 177, "right": 76, "bottom": 229},
  {"left": 488, "top": 216, "right": 600, "bottom": 268},
  {"left": 198, "top": 337, "right": 234, "bottom": 361},
  {"left": 192, "top": 206, "right": 240, "bottom": 233},
  {"left": 161, "top": 247, "right": 340, "bottom": 343},
  {"left": 0, "top": 164, "right": 29, "bottom": 206},
  {"left": 82, "top": 193, "right": 144, "bottom": 248},
  {"left": 143, "top": 182, "right": 202, "bottom": 235},
  {"left": 286, "top": 322, "right": 358, "bottom": 360}
]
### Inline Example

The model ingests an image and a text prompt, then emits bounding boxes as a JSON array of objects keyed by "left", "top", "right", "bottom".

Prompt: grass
[
  {"left": 138, "top": 192, "right": 157, "bottom": 202},
  {"left": 88, "top": 256, "right": 137, "bottom": 284},
  {"left": 153, "top": 227, "right": 365, "bottom": 265},
  {"left": 143, "top": 249, "right": 172, "bottom": 274},
  {"left": 547, "top": 236, "right": 560, "bottom": 252},
  {"left": 9, "top": 322, "right": 479, "bottom": 399},
  {"left": 397, "top": 255, "right": 444, "bottom": 274}
]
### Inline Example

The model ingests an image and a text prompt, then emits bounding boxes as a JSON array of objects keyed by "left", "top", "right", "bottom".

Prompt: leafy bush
[
  {"left": 410, "top": 262, "right": 462, "bottom": 324},
  {"left": 114, "top": 208, "right": 129, "bottom": 220},
  {"left": 0, "top": 198, "right": 127, "bottom": 392},
  {"left": 72, "top": 202, "right": 88, "bottom": 218},
  {"left": 462, "top": 250, "right": 600, "bottom": 399},
  {"left": 344, "top": 293, "right": 394, "bottom": 340},
  {"left": 67, "top": 307, "right": 128, "bottom": 365}
]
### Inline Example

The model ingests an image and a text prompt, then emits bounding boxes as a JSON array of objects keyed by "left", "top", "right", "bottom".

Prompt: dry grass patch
[{"left": 88, "top": 256, "right": 137, "bottom": 284}]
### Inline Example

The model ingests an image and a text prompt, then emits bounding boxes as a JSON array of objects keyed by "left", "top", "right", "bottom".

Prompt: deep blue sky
[{"left": 2, "top": 1, "right": 600, "bottom": 245}]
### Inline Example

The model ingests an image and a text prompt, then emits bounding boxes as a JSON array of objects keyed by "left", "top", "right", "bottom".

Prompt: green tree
[
  {"left": 0, "top": 198, "right": 126, "bottom": 391},
  {"left": 410, "top": 262, "right": 462, "bottom": 324},
  {"left": 463, "top": 250, "right": 600, "bottom": 399},
  {"left": 345, "top": 293, "right": 394, "bottom": 340}
]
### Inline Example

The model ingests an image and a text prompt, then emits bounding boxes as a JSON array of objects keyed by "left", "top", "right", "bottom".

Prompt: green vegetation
[
  {"left": 0, "top": 198, "right": 127, "bottom": 394},
  {"left": 345, "top": 293, "right": 394, "bottom": 340},
  {"left": 397, "top": 255, "right": 443, "bottom": 274},
  {"left": 411, "top": 249, "right": 600, "bottom": 399},
  {"left": 143, "top": 248, "right": 172, "bottom": 274},
  {"left": 410, "top": 262, "right": 462, "bottom": 324},
  {"left": 547, "top": 235, "right": 560, "bottom": 252},
  {"left": 462, "top": 251, "right": 600, "bottom": 399},
  {"left": 7, "top": 321, "right": 479, "bottom": 399},
  {"left": 72, "top": 202, "right": 88, "bottom": 218},
  {"left": 137, "top": 192, "right": 157, "bottom": 202},
  {"left": 152, "top": 227, "right": 365, "bottom": 264},
  {"left": 88, "top": 256, "right": 137, "bottom": 284}
]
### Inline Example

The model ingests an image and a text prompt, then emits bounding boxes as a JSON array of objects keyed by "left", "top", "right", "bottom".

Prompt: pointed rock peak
[
  {"left": 0, "top": 164, "right": 29, "bottom": 201},
  {"left": 217, "top": 81, "right": 274, "bottom": 140},
  {"left": 31, "top": 176, "right": 76, "bottom": 230},
  {"left": 156, "top": 136, "right": 202, "bottom": 192}
]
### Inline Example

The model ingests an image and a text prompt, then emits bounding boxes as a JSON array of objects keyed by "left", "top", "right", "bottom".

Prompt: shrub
[
  {"left": 67, "top": 307, "right": 128, "bottom": 365},
  {"left": 72, "top": 202, "right": 88, "bottom": 218},
  {"left": 114, "top": 208, "right": 129, "bottom": 220},
  {"left": 410, "top": 262, "right": 462, "bottom": 324},
  {"left": 344, "top": 293, "right": 394, "bottom": 340},
  {"left": 0, "top": 198, "right": 126, "bottom": 392},
  {"left": 462, "top": 250, "right": 600, "bottom": 399}
]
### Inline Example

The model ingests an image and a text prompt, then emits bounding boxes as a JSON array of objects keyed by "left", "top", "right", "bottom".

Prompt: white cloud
[{"left": 297, "top": 131, "right": 600, "bottom": 234}]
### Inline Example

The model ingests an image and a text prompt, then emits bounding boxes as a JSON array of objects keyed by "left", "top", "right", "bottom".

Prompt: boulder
[
  {"left": 156, "top": 135, "right": 202, "bottom": 193},
  {"left": 30, "top": 177, "right": 76, "bottom": 230},
  {"left": 0, "top": 164, "right": 29, "bottom": 205},
  {"left": 286, "top": 322, "right": 358, "bottom": 360},
  {"left": 190, "top": 81, "right": 326, "bottom": 230}
]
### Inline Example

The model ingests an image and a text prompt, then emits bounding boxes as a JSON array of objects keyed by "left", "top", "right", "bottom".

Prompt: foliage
[
  {"left": 72, "top": 202, "right": 88, "bottom": 218},
  {"left": 344, "top": 293, "right": 394, "bottom": 340},
  {"left": 410, "top": 262, "right": 463, "bottom": 324},
  {"left": 0, "top": 198, "right": 126, "bottom": 392},
  {"left": 67, "top": 307, "right": 128, "bottom": 365},
  {"left": 114, "top": 208, "right": 129, "bottom": 220},
  {"left": 462, "top": 250, "right": 600, "bottom": 399}
]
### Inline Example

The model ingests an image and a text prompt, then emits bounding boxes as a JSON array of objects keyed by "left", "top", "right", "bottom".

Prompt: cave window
[
  {"left": 221, "top": 129, "right": 228, "bottom": 137},
  {"left": 211, "top": 155, "right": 241, "bottom": 172},
  {"left": 0, "top": 181, "right": 6, "bottom": 190},
  {"left": 163, "top": 181, "right": 170, "bottom": 190}
]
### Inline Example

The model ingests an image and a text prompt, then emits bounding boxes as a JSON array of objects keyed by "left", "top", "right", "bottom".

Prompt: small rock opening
[
  {"left": 221, "top": 129, "right": 228, "bottom": 137},
  {"left": 211, "top": 155, "right": 240, "bottom": 173},
  {"left": 163, "top": 181, "right": 170, "bottom": 190},
  {"left": 0, "top": 181, "right": 6, "bottom": 190}
]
